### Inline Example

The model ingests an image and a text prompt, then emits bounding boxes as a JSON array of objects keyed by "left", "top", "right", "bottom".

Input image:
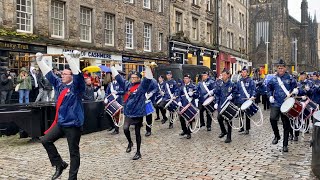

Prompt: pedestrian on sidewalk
[{"left": 0, "top": 68, "right": 14, "bottom": 104}]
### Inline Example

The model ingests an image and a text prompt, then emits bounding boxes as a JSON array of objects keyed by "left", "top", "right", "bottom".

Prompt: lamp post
[
  {"left": 265, "top": 41, "right": 270, "bottom": 74},
  {"left": 292, "top": 39, "right": 298, "bottom": 72}
]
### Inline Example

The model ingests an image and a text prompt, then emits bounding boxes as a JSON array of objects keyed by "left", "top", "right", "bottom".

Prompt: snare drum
[
  {"left": 240, "top": 100, "right": 259, "bottom": 117},
  {"left": 105, "top": 98, "right": 123, "bottom": 117},
  {"left": 165, "top": 100, "right": 179, "bottom": 113},
  {"left": 220, "top": 101, "right": 239, "bottom": 121},
  {"left": 313, "top": 111, "right": 320, "bottom": 122},
  {"left": 179, "top": 103, "right": 199, "bottom": 122},
  {"left": 203, "top": 96, "right": 215, "bottom": 112},
  {"left": 145, "top": 100, "right": 155, "bottom": 115},
  {"left": 280, "top": 98, "right": 303, "bottom": 118}
]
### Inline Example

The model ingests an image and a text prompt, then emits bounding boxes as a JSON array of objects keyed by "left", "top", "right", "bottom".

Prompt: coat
[
  {"left": 0, "top": 73, "right": 14, "bottom": 91},
  {"left": 162, "top": 79, "right": 178, "bottom": 101},
  {"left": 311, "top": 79, "right": 320, "bottom": 104},
  {"left": 16, "top": 74, "right": 32, "bottom": 90},
  {"left": 176, "top": 82, "right": 198, "bottom": 107},
  {"left": 297, "top": 79, "right": 313, "bottom": 97},
  {"left": 215, "top": 79, "right": 237, "bottom": 112},
  {"left": 146, "top": 78, "right": 159, "bottom": 104},
  {"left": 235, "top": 77, "right": 256, "bottom": 105},
  {"left": 105, "top": 80, "right": 125, "bottom": 104},
  {"left": 197, "top": 79, "right": 216, "bottom": 103}
]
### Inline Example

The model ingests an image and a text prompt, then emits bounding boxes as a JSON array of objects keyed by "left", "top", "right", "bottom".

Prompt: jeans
[
  {"left": 19, "top": 89, "right": 30, "bottom": 104},
  {"left": 0, "top": 90, "right": 13, "bottom": 104}
]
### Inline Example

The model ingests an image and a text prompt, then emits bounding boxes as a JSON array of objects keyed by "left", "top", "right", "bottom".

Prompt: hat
[
  {"left": 117, "top": 70, "right": 126, "bottom": 75},
  {"left": 131, "top": 71, "right": 142, "bottom": 78},
  {"left": 292, "top": 71, "right": 298, "bottom": 76},
  {"left": 166, "top": 71, "right": 172, "bottom": 75},
  {"left": 158, "top": 75, "right": 164, "bottom": 79},
  {"left": 242, "top": 66, "right": 248, "bottom": 71},
  {"left": 202, "top": 71, "right": 209, "bottom": 75},
  {"left": 20, "top": 67, "right": 27, "bottom": 72},
  {"left": 184, "top": 74, "right": 191, "bottom": 78},
  {"left": 300, "top": 71, "right": 306, "bottom": 75},
  {"left": 277, "top": 59, "right": 286, "bottom": 66},
  {"left": 312, "top": 71, "right": 319, "bottom": 76}
]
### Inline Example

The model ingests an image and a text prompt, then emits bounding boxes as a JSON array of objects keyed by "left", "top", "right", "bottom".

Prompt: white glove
[
  {"left": 269, "top": 96, "right": 275, "bottom": 103},
  {"left": 104, "top": 98, "right": 109, "bottom": 104},
  {"left": 301, "top": 96, "right": 307, "bottom": 100},
  {"left": 111, "top": 90, "right": 118, "bottom": 95},
  {"left": 36, "top": 52, "right": 50, "bottom": 75},
  {"left": 292, "top": 88, "right": 299, "bottom": 95},
  {"left": 177, "top": 102, "right": 182, "bottom": 107},
  {"left": 250, "top": 96, "right": 256, "bottom": 100},
  {"left": 214, "top": 104, "right": 218, "bottom": 109},
  {"left": 36, "top": 52, "right": 43, "bottom": 62},
  {"left": 227, "top": 94, "right": 233, "bottom": 100},
  {"left": 145, "top": 92, "right": 153, "bottom": 100},
  {"left": 188, "top": 91, "right": 194, "bottom": 96},
  {"left": 209, "top": 90, "right": 214, "bottom": 96},
  {"left": 305, "top": 86, "right": 310, "bottom": 91}
]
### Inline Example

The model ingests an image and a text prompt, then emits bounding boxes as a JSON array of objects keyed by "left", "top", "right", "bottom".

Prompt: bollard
[{"left": 312, "top": 111, "right": 320, "bottom": 178}]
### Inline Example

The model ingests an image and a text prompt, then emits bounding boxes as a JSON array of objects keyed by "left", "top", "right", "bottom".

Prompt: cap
[
  {"left": 242, "top": 66, "right": 248, "bottom": 71},
  {"left": 184, "top": 74, "right": 191, "bottom": 78},
  {"left": 300, "top": 71, "right": 306, "bottom": 75},
  {"left": 202, "top": 71, "right": 209, "bottom": 75},
  {"left": 117, "top": 70, "right": 126, "bottom": 75},
  {"left": 277, "top": 59, "right": 286, "bottom": 66},
  {"left": 131, "top": 71, "right": 142, "bottom": 78},
  {"left": 312, "top": 71, "right": 319, "bottom": 76},
  {"left": 166, "top": 71, "right": 172, "bottom": 75}
]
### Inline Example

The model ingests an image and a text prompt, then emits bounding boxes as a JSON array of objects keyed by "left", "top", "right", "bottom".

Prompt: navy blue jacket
[
  {"left": 256, "top": 81, "right": 267, "bottom": 96},
  {"left": 297, "top": 79, "right": 313, "bottom": 97},
  {"left": 215, "top": 79, "right": 237, "bottom": 112},
  {"left": 163, "top": 79, "right": 178, "bottom": 101},
  {"left": 106, "top": 80, "right": 125, "bottom": 104},
  {"left": 177, "top": 83, "right": 198, "bottom": 107},
  {"left": 197, "top": 78, "right": 216, "bottom": 103},
  {"left": 115, "top": 75, "right": 151, "bottom": 118},
  {"left": 311, "top": 79, "right": 320, "bottom": 104},
  {"left": 267, "top": 72, "right": 297, "bottom": 107},
  {"left": 46, "top": 71, "right": 85, "bottom": 127},
  {"left": 235, "top": 77, "right": 256, "bottom": 105},
  {"left": 146, "top": 78, "right": 159, "bottom": 104}
]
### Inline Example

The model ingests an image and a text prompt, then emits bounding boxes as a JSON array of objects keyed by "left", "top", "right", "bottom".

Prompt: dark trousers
[
  {"left": 41, "top": 125, "right": 82, "bottom": 180},
  {"left": 179, "top": 116, "right": 192, "bottom": 135},
  {"left": 270, "top": 107, "right": 290, "bottom": 146},
  {"left": 146, "top": 114, "right": 152, "bottom": 133},
  {"left": 123, "top": 117, "right": 143, "bottom": 153},
  {"left": 199, "top": 104, "right": 212, "bottom": 128},
  {"left": 158, "top": 101, "right": 168, "bottom": 120},
  {"left": 262, "top": 94, "right": 270, "bottom": 110},
  {"left": 0, "top": 90, "right": 13, "bottom": 104},
  {"left": 155, "top": 105, "right": 166, "bottom": 119},
  {"left": 236, "top": 104, "right": 250, "bottom": 131},
  {"left": 218, "top": 114, "right": 232, "bottom": 139}
]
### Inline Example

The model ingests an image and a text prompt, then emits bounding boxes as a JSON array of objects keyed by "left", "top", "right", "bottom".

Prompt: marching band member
[
  {"left": 105, "top": 75, "right": 125, "bottom": 135},
  {"left": 267, "top": 59, "right": 298, "bottom": 152},
  {"left": 235, "top": 67, "right": 256, "bottom": 134},
  {"left": 214, "top": 69, "right": 237, "bottom": 143},
  {"left": 159, "top": 71, "right": 178, "bottom": 129},
  {"left": 176, "top": 74, "right": 198, "bottom": 139},
  {"left": 197, "top": 71, "right": 216, "bottom": 131},
  {"left": 36, "top": 51, "right": 85, "bottom": 179},
  {"left": 110, "top": 62, "right": 154, "bottom": 160},
  {"left": 154, "top": 75, "right": 166, "bottom": 121},
  {"left": 310, "top": 72, "right": 320, "bottom": 106}
]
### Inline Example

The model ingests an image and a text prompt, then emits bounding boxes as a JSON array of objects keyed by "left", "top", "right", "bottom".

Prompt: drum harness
[
  {"left": 109, "top": 83, "right": 125, "bottom": 128},
  {"left": 183, "top": 87, "right": 201, "bottom": 133},
  {"left": 202, "top": 82, "right": 219, "bottom": 124},
  {"left": 165, "top": 83, "right": 179, "bottom": 123}
]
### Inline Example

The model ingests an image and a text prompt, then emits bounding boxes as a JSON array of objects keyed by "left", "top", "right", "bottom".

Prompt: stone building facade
[
  {"left": 0, "top": 0, "right": 170, "bottom": 75},
  {"left": 249, "top": 0, "right": 318, "bottom": 73}
]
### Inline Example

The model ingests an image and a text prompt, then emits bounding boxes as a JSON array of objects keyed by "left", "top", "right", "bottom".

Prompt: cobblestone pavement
[{"left": 0, "top": 108, "right": 318, "bottom": 180}]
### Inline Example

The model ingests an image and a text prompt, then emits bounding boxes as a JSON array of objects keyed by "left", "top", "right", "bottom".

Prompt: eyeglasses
[{"left": 61, "top": 73, "right": 72, "bottom": 76}]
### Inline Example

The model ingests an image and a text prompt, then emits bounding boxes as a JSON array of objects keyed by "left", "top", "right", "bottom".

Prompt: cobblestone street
[{"left": 0, "top": 109, "right": 318, "bottom": 180}]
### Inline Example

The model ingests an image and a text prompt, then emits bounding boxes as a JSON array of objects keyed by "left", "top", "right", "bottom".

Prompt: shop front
[
  {"left": 234, "top": 57, "right": 249, "bottom": 74},
  {"left": 216, "top": 52, "right": 237, "bottom": 75},
  {"left": 0, "top": 40, "right": 47, "bottom": 74}
]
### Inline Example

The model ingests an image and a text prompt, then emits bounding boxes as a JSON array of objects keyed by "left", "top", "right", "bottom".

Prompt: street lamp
[
  {"left": 292, "top": 39, "right": 298, "bottom": 72},
  {"left": 265, "top": 41, "right": 270, "bottom": 74}
]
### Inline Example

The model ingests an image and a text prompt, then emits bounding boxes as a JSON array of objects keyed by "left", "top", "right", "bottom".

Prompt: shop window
[
  {"left": 202, "top": 56, "right": 211, "bottom": 68},
  {"left": 7, "top": 52, "right": 35, "bottom": 74},
  {"left": 187, "top": 53, "right": 197, "bottom": 65}
]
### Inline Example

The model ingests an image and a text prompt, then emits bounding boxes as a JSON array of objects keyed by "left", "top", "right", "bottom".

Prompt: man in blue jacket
[
  {"left": 176, "top": 74, "right": 198, "bottom": 139},
  {"left": 110, "top": 62, "right": 153, "bottom": 160},
  {"left": 310, "top": 72, "right": 320, "bottom": 106},
  {"left": 36, "top": 51, "right": 85, "bottom": 180},
  {"left": 154, "top": 75, "right": 166, "bottom": 121},
  {"left": 214, "top": 69, "right": 237, "bottom": 143},
  {"left": 235, "top": 67, "right": 256, "bottom": 134},
  {"left": 267, "top": 59, "right": 298, "bottom": 152}
]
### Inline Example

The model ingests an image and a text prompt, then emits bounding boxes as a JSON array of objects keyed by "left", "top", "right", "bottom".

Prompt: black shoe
[
  {"left": 225, "top": 138, "right": 232, "bottom": 143},
  {"left": 161, "top": 119, "right": 167, "bottom": 124},
  {"left": 145, "top": 132, "right": 151, "bottom": 137},
  {"left": 244, "top": 130, "right": 249, "bottom": 135},
  {"left": 218, "top": 133, "right": 227, "bottom": 138},
  {"left": 238, "top": 128, "right": 244, "bottom": 132},
  {"left": 126, "top": 142, "right": 133, "bottom": 153},
  {"left": 52, "top": 161, "right": 68, "bottom": 180},
  {"left": 132, "top": 152, "right": 141, "bottom": 160},
  {"left": 155, "top": 117, "right": 160, "bottom": 120},
  {"left": 111, "top": 130, "right": 119, "bottom": 135},
  {"left": 289, "top": 134, "right": 293, "bottom": 141},
  {"left": 283, "top": 146, "right": 288, "bottom": 152},
  {"left": 186, "top": 134, "right": 191, "bottom": 139},
  {"left": 179, "top": 132, "right": 186, "bottom": 136},
  {"left": 169, "top": 124, "right": 173, "bottom": 129},
  {"left": 293, "top": 136, "right": 298, "bottom": 141},
  {"left": 107, "top": 127, "right": 114, "bottom": 131},
  {"left": 200, "top": 124, "right": 205, "bottom": 127},
  {"left": 272, "top": 137, "right": 280, "bottom": 145},
  {"left": 207, "top": 127, "right": 211, "bottom": 131}
]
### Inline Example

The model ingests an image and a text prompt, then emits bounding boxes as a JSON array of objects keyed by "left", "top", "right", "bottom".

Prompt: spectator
[
  {"left": 16, "top": 67, "right": 32, "bottom": 104},
  {"left": 0, "top": 68, "right": 14, "bottom": 104},
  {"left": 35, "top": 70, "right": 53, "bottom": 102},
  {"left": 30, "top": 67, "right": 39, "bottom": 102},
  {"left": 83, "top": 78, "right": 94, "bottom": 101},
  {"left": 43, "top": 76, "right": 54, "bottom": 101},
  {"left": 91, "top": 73, "right": 101, "bottom": 99},
  {"left": 53, "top": 67, "right": 61, "bottom": 78},
  {"left": 35, "top": 70, "right": 45, "bottom": 102}
]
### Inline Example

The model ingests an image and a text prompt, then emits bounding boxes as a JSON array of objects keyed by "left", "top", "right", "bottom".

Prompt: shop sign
[{"left": 0, "top": 40, "right": 46, "bottom": 53}]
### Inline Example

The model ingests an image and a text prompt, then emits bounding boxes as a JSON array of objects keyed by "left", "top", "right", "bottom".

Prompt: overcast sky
[{"left": 288, "top": 0, "right": 320, "bottom": 22}]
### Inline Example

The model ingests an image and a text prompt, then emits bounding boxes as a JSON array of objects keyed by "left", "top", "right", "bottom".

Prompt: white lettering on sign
[{"left": 87, "top": 52, "right": 111, "bottom": 59}]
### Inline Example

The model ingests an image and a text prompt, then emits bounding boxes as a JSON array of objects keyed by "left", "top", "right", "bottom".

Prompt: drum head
[
  {"left": 220, "top": 101, "right": 230, "bottom": 114},
  {"left": 203, "top": 96, "right": 214, "bottom": 106},
  {"left": 280, "top": 98, "right": 295, "bottom": 113},
  {"left": 240, "top": 100, "right": 253, "bottom": 110},
  {"left": 165, "top": 99, "right": 173, "bottom": 109},
  {"left": 313, "top": 111, "right": 320, "bottom": 121}
]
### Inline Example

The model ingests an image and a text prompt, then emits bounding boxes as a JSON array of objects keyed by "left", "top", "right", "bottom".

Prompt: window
[
  {"left": 227, "top": 4, "right": 234, "bottom": 23},
  {"left": 218, "top": 0, "right": 222, "bottom": 17},
  {"left": 158, "top": 0, "right": 163, "bottom": 13},
  {"left": 124, "top": 0, "right": 133, "bottom": 3},
  {"left": 144, "top": 24, "right": 152, "bottom": 51},
  {"left": 206, "top": 23, "right": 212, "bottom": 43},
  {"left": 125, "top": 18, "right": 134, "bottom": 49},
  {"left": 80, "top": 7, "right": 92, "bottom": 42},
  {"left": 231, "top": 6, "right": 234, "bottom": 23},
  {"left": 256, "top": 21, "right": 269, "bottom": 47},
  {"left": 239, "top": 12, "right": 245, "bottom": 30},
  {"left": 16, "top": 0, "right": 33, "bottom": 33},
  {"left": 218, "top": 27, "right": 222, "bottom": 45},
  {"left": 175, "top": 11, "right": 182, "bottom": 33},
  {"left": 158, "top": 33, "right": 163, "bottom": 51},
  {"left": 227, "top": 31, "right": 230, "bottom": 48},
  {"left": 143, "top": 0, "right": 151, "bottom": 9},
  {"left": 207, "top": 0, "right": 212, "bottom": 11},
  {"left": 105, "top": 13, "right": 114, "bottom": 46},
  {"left": 230, "top": 33, "right": 234, "bottom": 49},
  {"left": 242, "top": 14, "right": 245, "bottom": 30},
  {"left": 51, "top": 1, "right": 64, "bottom": 38},
  {"left": 192, "top": 0, "right": 198, "bottom": 5},
  {"left": 192, "top": 18, "right": 198, "bottom": 40}
]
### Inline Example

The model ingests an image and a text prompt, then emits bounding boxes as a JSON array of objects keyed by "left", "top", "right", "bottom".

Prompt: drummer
[
  {"left": 235, "top": 67, "right": 256, "bottom": 134},
  {"left": 310, "top": 72, "right": 320, "bottom": 107},
  {"left": 267, "top": 59, "right": 298, "bottom": 152},
  {"left": 154, "top": 75, "right": 166, "bottom": 121},
  {"left": 159, "top": 71, "right": 178, "bottom": 129},
  {"left": 197, "top": 71, "right": 216, "bottom": 131},
  {"left": 214, "top": 69, "right": 237, "bottom": 143},
  {"left": 176, "top": 74, "right": 198, "bottom": 139}
]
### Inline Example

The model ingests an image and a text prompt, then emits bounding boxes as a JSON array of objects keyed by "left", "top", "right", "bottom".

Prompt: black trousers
[
  {"left": 179, "top": 116, "right": 192, "bottom": 135},
  {"left": 218, "top": 114, "right": 232, "bottom": 139},
  {"left": 199, "top": 104, "right": 212, "bottom": 128},
  {"left": 123, "top": 117, "right": 143, "bottom": 153},
  {"left": 41, "top": 125, "right": 82, "bottom": 180},
  {"left": 155, "top": 103, "right": 166, "bottom": 119},
  {"left": 236, "top": 104, "right": 250, "bottom": 131},
  {"left": 158, "top": 101, "right": 168, "bottom": 120},
  {"left": 270, "top": 107, "right": 290, "bottom": 146},
  {"left": 262, "top": 94, "right": 270, "bottom": 110},
  {"left": 146, "top": 114, "right": 152, "bottom": 133}
]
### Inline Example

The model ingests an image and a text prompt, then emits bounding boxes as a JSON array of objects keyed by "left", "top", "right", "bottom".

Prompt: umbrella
[
  {"left": 82, "top": 66, "right": 101, "bottom": 73},
  {"left": 99, "top": 65, "right": 111, "bottom": 73}
]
